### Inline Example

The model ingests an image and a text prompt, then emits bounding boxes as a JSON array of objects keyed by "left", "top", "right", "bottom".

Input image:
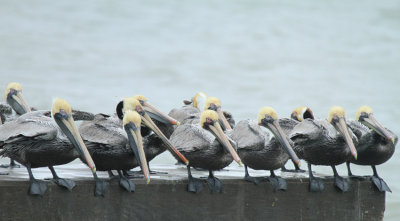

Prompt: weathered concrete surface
[{"left": 0, "top": 164, "right": 385, "bottom": 221}]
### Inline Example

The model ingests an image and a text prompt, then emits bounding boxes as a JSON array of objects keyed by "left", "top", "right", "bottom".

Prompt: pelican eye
[{"left": 206, "top": 118, "right": 214, "bottom": 125}]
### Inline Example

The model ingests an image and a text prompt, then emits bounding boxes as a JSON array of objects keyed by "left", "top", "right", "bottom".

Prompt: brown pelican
[
  {"left": 79, "top": 107, "right": 151, "bottom": 192},
  {"left": 170, "top": 110, "right": 242, "bottom": 193},
  {"left": 231, "top": 107, "right": 301, "bottom": 191},
  {"left": 281, "top": 106, "right": 315, "bottom": 172},
  {"left": 346, "top": 106, "right": 397, "bottom": 192},
  {"left": 289, "top": 106, "right": 358, "bottom": 192},
  {"left": 0, "top": 82, "right": 31, "bottom": 168},
  {"left": 80, "top": 98, "right": 188, "bottom": 185},
  {"left": 0, "top": 99, "right": 108, "bottom": 196}
]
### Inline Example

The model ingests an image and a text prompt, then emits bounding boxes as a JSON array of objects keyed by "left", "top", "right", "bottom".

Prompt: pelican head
[
  {"left": 5, "top": 82, "right": 30, "bottom": 115},
  {"left": 123, "top": 110, "right": 150, "bottom": 184},
  {"left": 116, "top": 97, "right": 145, "bottom": 119},
  {"left": 133, "top": 95, "right": 180, "bottom": 126},
  {"left": 291, "top": 106, "right": 314, "bottom": 122},
  {"left": 258, "top": 107, "right": 300, "bottom": 167},
  {"left": 52, "top": 98, "right": 97, "bottom": 174},
  {"left": 328, "top": 106, "right": 357, "bottom": 159},
  {"left": 200, "top": 110, "right": 241, "bottom": 166},
  {"left": 118, "top": 96, "right": 189, "bottom": 165},
  {"left": 356, "top": 106, "right": 396, "bottom": 144},
  {"left": 205, "top": 97, "right": 232, "bottom": 131}
]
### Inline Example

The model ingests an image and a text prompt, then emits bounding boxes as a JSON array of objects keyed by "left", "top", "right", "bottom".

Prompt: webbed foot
[
  {"left": 53, "top": 178, "right": 76, "bottom": 191},
  {"left": 29, "top": 179, "right": 48, "bottom": 196},
  {"left": 95, "top": 179, "right": 109, "bottom": 197},
  {"left": 119, "top": 176, "right": 135, "bottom": 192},
  {"left": 268, "top": 176, "right": 287, "bottom": 191},
  {"left": 371, "top": 176, "right": 391, "bottom": 192},
  {"left": 334, "top": 176, "right": 349, "bottom": 192},
  {"left": 0, "top": 172, "right": 9, "bottom": 175},
  {"left": 188, "top": 176, "right": 204, "bottom": 193},
  {"left": 206, "top": 176, "right": 222, "bottom": 193},
  {"left": 309, "top": 177, "right": 324, "bottom": 192}
]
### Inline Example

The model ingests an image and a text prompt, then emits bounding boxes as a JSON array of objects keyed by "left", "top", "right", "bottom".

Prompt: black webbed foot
[
  {"left": 188, "top": 176, "right": 204, "bottom": 193},
  {"left": 371, "top": 176, "right": 391, "bottom": 192},
  {"left": 334, "top": 176, "right": 349, "bottom": 192},
  {"left": 29, "top": 179, "right": 48, "bottom": 196},
  {"left": 53, "top": 178, "right": 76, "bottom": 191},
  {"left": 268, "top": 170, "right": 287, "bottom": 191},
  {"left": 309, "top": 177, "right": 324, "bottom": 192},
  {"left": 118, "top": 171, "right": 135, "bottom": 192},
  {"left": 187, "top": 166, "right": 204, "bottom": 193},
  {"left": 95, "top": 179, "right": 109, "bottom": 197},
  {"left": 206, "top": 176, "right": 222, "bottom": 193},
  {"left": 268, "top": 176, "right": 287, "bottom": 191}
]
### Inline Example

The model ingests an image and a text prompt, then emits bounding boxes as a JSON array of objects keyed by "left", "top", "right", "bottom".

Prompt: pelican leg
[
  {"left": 0, "top": 159, "right": 21, "bottom": 168},
  {"left": 244, "top": 165, "right": 264, "bottom": 185},
  {"left": 308, "top": 163, "right": 324, "bottom": 192},
  {"left": 92, "top": 173, "right": 109, "bottom": 197},
  {"left": 206, "top": 170, "right": 222, "bottom": 193},
  {"left": 371, "top": 166, "right": 391, "bottom": 192},
  {"left": 346, "top": 162, "right": 366, "bottom": 180},
  {"left": 187, "top": 166, "right": 203, "bottom": 193},
  {"left": 268, "top": 170, "right": 287, "bottom": 192},
  {"left": 117, "top": 170, "right": 135, "bottom": 192},
  {"left": 49, "top": 166, "right": 76, "bottom": 191},
  {"left": 27, "top": 164, "right": 47, "bottom": 196},
  {"left": 331, "top": 165, "right": 349, "bottom": 192}
]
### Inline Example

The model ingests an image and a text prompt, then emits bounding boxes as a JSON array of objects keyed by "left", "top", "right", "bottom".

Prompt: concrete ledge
[{"left": 0, "top": 165, "right": 385, "bottom": 221}]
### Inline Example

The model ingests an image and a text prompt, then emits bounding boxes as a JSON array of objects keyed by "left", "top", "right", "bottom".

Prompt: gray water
[{"left": 1, "top": 0, "right": 399, "bottom": 219}]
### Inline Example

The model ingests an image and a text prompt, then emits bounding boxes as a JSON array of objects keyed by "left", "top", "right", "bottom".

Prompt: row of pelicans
[{"left": 0, "top": 84, "right": 397, "bottom": 197}]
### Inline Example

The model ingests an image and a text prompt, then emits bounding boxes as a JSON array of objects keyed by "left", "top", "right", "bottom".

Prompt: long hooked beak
[
  {"left": 208, "top": 121, "right": 242, "bottom": 166},
  {"left": 141, "top": 113, "right": 189, "bottom": 165},
  {"left": 362, "top": 114, "right": 396, "bottom": 144},
  {"left": 124, "top": 122, "right": 150, "bottom": 184},
  {"left": 53, "top": 111, "right": 97, "bottom": 174},
  {"left": 216, "top": 107, "right": 232, "bottom": 131},
  {"left": 7, "top": 90, "right": 31, "bottom": 115},
  {"left": 142, "top": 102, "right": 180, "bottom": 126},
  {"left": 333, "top": 118, "right": 358, "bottom": 160},
  {"left": 261, "top": 119, "right": 301, "bottom": 167}
]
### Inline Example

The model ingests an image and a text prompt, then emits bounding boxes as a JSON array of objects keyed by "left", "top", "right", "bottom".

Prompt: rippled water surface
[{"left": 1, "top": 0, "right": 399, "bottom": 219}]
